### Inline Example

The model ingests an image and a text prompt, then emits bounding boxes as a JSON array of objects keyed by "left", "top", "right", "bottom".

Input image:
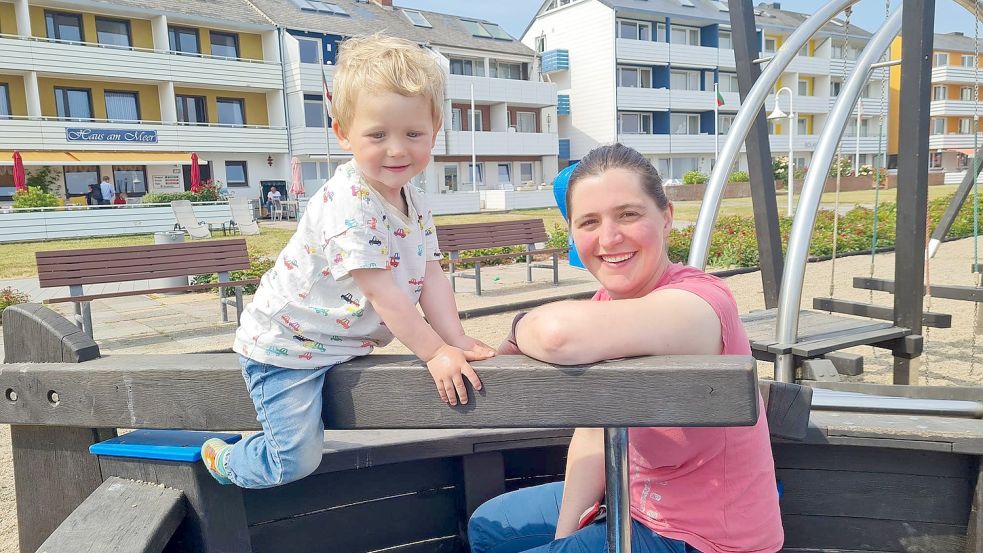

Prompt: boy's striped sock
[{"left": 201, "top": 438, "right": 233, "bottom": 485}]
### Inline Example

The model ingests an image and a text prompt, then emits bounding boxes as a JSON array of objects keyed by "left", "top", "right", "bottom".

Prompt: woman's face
[{"left": 569, "top": 167, "right": 673, "bottom": 299}]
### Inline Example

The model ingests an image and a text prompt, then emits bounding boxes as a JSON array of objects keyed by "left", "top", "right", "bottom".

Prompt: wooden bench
[
  {"left": 36, "top": 239, "right": 260, "bottom": 336},
  {"left": 436, "top": 219, "right": 564, "bottom": 295}
]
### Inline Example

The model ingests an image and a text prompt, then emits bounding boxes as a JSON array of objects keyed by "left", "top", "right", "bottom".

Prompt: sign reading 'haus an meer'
[{"left": 65, "top": 128, "right": 158, "bottom": 143}]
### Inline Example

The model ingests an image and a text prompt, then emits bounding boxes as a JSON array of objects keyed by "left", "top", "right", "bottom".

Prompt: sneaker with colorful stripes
[{"left": 201, "top": 438, "right": 233, "bottom": 485}]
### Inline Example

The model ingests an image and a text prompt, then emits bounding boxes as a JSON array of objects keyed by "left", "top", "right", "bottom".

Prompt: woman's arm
[
  {"left": 514, "top": 288, "right": 723, "bottom": 365},
  {"left": 555, "top": 427, "right": 606, "bottom": 539}
]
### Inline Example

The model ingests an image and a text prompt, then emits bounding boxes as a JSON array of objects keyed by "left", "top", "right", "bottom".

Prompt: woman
[
  {"left": 468, "top": 144, "right": 782, "bottom": 553},
  {"left": 85, "top": 184, "right": 103, "bottom": 206}
]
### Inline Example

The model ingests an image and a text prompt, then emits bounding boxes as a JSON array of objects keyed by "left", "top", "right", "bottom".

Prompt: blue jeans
[
  {"left": 468, "top": 482, "right": 699, "bottom": 553},
  {"left": 225, "top": 356, "right": 332, "bottom": 488}
]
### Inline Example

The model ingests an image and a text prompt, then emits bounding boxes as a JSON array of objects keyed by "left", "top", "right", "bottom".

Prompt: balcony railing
[
  {"left": 446, "top": 75, "right": 557, "bottom": 107},
  {"left": 541, "top": 49, "right": 569, "bottom": 73},
  {"left": 932, "top": 66, "right": 979, "bottom": 85},
  {"left": 444, "top": 130, "right": 558, "bottom": 156},
  {"left": 0, "top": 33, "right": 283, "bottom": 90},
  {"left": 930, "top": 100, "right": 981, "bottom": 117},
  {"left": 929, "top": 133, "right": 983, "bottom": 150},
  {"left": 0, "top": 116, "right": 288, "bottom": 153},
  {"left": 290, "top": 127, "right": 446, "bottom": 156}
]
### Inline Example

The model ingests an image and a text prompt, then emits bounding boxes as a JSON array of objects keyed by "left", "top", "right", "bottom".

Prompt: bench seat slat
[
  {"left": 440, "top": 248, "right": 564, "bottom": 266},
  {"left": 42, "top": 279, "right": 261, "bottom": 304},
  {"left": 38, "top": 254, "right": 250, "bottom": 278},
  {"left": 35, "top": 239, "right": 246, "bottom": 259},
  {"left": 39, "top": 259, "right": 252, "bottom": 287},
  {"left": 36, "top": 248, "right": 249, "bottom": 273}
]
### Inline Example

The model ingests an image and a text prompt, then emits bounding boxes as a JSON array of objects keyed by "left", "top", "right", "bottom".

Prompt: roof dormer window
[
  {"left": 460, "top": 20, "right": 512, "bottom": 41},
  {"left": 292, "top": 0, "right": 349, "bottom": 16},
  {"left": 402, "top": 9, "right": 432, "bottom": 27}
]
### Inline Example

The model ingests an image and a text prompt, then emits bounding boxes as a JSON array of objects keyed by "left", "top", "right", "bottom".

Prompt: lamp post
[{"left": 768, "top": 86, "right": 795, "bottom": 217}]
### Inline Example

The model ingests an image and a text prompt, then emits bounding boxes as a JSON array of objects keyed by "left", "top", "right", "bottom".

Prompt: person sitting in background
[
  {"left": 266, "top": 187, "right": 282, "bottom": 218},
  {"left": 85, "top": 184, "right": 103, "bottom": 206},
  {"left": 113, "top": 192, "right": 127, "bottom": 205}
]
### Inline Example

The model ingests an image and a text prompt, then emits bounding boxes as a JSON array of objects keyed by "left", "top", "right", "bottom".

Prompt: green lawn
[{"left": 0, "top": 184, "right": 963, "bottom": 280}]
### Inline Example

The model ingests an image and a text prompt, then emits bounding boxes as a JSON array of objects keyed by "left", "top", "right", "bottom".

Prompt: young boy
[{"left": 202, "top": 34, "right": 495, "bottom": 488}]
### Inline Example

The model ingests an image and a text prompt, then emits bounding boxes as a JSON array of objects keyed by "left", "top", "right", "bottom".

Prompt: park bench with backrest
[
  {"left": 36, "top": 239, "right": 258, "bottom": 336},
  {"left": 436, "top": 219, "right": 563, "bottom": 295}
]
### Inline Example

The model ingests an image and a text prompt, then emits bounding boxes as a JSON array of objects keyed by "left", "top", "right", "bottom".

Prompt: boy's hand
[
  {"left": 425, "top": 344, "right": 486, "bottom": 406},
  {"left": 449, "top": 335, "right": 496, "bottom": 359}
]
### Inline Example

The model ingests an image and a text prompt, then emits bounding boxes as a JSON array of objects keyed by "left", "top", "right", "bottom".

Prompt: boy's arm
[
  {"left": 418, "top": 261, "right": 494, "bottom": 358},
  {"left": 350, "top": 267, "right": 489, "bottom": 405}
]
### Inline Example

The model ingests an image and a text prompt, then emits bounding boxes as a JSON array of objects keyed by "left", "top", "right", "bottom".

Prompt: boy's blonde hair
[{"left": 332, "top": 34, "right": 445, "bottom": 132}]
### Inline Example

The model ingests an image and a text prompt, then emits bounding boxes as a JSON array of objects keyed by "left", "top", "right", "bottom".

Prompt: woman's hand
[{"left": 448, "top": 335, "right": 496, "bottom": 359}]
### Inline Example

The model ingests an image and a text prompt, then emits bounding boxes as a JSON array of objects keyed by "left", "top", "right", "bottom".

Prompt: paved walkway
[{"left": 0, "top": 261, "right": 599, "bottom": 359}]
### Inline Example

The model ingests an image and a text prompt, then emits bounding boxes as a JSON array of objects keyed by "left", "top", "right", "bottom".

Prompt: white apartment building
[
  {"left": 249, "top": 0, "right": 560, "bottom": 214},
  {"left": 916, "top": 32, "right": 983, "bottom": 180},
  {"left": 0, "top": 0, "right": 289, "bottom": 204},
  {"left": 524, "top": 0, "right": 889, "bottom": 182}
]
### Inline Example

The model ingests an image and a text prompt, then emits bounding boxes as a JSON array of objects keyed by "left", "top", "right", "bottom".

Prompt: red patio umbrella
[
  {"left": 289, "top": 156, "right": 305, "bottom": 198},
  {"left": 190, "top": 152, "right": 201, "bottom": 193},
  {"left": 12, "top": 151, "right": 26, "bottom": 193}
]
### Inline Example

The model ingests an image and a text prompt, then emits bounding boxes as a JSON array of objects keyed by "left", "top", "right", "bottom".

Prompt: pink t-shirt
[{"left": 593, "top": 263, "right": 783, "bottom": 553}]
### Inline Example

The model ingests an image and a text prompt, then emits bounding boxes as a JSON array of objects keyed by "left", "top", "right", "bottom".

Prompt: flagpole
[
  {"left": 470, "top": 83, "right": 477, "bottom": 192},
  {"left": 854, "top": 99, "right": 862, "bottom": 174},
  {"left": 320, "top": 63, "right": 334, "bottom": 172},
  {"left": 714, "top": 82, "right": 720, "bottom": 166}
]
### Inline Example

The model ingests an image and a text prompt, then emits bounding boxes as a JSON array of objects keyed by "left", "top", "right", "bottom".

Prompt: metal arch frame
[
  {"left": 772, "top": 8, "right": 904, "bottom": 383},
  {"left": 687, "top": 0, "right": 861, "bottom": 269}
]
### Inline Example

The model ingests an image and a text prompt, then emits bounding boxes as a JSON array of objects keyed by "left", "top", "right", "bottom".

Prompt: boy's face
[{"left": 333, "top": 91, "right": 437, "bottom": 204}]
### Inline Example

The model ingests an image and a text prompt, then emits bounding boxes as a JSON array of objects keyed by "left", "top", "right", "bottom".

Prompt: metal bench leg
[
  {"left": 218, "top": 272, "right": 230, "bottom": 323},
  {"left": 474, "top": 262, "right": 482, "bottom": 296},
  {"left": 449, "top": 254, "right": 458, "bottom": 293},
  {"left": 553, "top": 253, "right": 559, "bottom": 286},
  {"left": 604, "top": 427, "right": 631, "bottom": 553},
  {"left": 69, "top": 285, "right": 93, "bottom": 337},
  {"left": 234, "top": 286, "right": 244, "bottom": 325},
  {"left": 527, "top": 245, "right": 533, "bottom": 282}
]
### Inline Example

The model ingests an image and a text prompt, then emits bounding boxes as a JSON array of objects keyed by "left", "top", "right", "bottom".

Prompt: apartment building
[
  {"left": 0, "top": 0, "right": 288, "bottom": 204},
  {"left": 524, "top": 0, "right": 888, "bottom": 182},
  {"left": 248, "top": 0, "right": 560, "bottom": 214},
  {"left": 889, "top": 32, "right": 983, "bottom": 180}
]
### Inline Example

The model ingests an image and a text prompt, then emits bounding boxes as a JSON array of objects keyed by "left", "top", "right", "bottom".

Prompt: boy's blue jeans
[
  {"left": 468, "top": 482, "right": 699, "bottom": 553},
  {"left": 225, "top": 356, "right": 333, "bottom": 488}
]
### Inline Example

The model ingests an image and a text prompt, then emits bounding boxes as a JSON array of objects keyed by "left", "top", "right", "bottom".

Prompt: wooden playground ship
[{"left": 4, "top": 0, "right": 983, "bottom": 551}]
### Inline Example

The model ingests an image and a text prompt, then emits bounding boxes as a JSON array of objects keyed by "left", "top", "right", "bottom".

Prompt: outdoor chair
[
  {"left": 170, "top": 200, "right": 211, "bottom": 239},
  {"left": 229, "top": 198, "right": 261, "bottom": 236},
  {"left": 270, "top": 199, "right": 285, "bottom": 222}
]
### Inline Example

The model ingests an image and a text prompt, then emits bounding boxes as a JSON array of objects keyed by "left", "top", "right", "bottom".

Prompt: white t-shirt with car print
[{"left": 234, "top": 161, "right": 442, "bottom": 369}]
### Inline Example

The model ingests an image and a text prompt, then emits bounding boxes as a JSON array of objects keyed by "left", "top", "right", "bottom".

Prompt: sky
[{"left": 394, "top": 0, "right": 981, "bottom": 41}]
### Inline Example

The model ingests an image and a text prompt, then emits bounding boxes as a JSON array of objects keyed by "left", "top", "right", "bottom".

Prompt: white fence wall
[{"left": 0, "top": 203, "right": 233, "bottom": 243}]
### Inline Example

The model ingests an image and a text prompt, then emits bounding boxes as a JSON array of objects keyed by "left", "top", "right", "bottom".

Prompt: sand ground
[{"left": 1, "top": 237, "right": 981, "bottom": 551}]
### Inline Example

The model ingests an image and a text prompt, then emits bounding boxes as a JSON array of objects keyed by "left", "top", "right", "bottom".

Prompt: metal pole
[
  {"left": 689, "top": 0, "right": 861, "bottom": 270},
  {"left": 470, "top": 83, "right": 477, "bottom": 192},
  {"left": 788, "top": 93, "right": 795, "bottom": 217},
  {"left": 604, "top": 427, "right": 631, "bottom": 553},
  {"left": 773, "top": 9, "right": 903, "bottom": 383}
]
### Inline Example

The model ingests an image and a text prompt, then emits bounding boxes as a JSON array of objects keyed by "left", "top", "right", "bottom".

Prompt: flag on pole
[
  {"left": 319, "top": 63, "right": 334, "bottom": 169},
  {"left": 716, "top": 87, "right": 725, "bottom": 107},
  {"left": 320, "top": 64, "right": 333, "bottom": 118}
]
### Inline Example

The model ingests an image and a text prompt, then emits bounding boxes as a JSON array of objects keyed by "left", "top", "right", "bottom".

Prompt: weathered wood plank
[
  {"left": 1, "top": 303, "right": 100, "bottom": 363},
  {"left": 812, "top": 297, "right": 952, "bottom": 328},
  {"left": 35, "top": 477, "right": 185, "bottom": 553},
  {"left": 0, "top": 353, "right": 759, "bottom": 430},
  {"left": 782, "top": 514, "right": 966, "bottom": 552},
  {"left": 809, "top": 382, "right": 983, "bottom": 404},
  {"left": 806, "top": 411, "right": 983, "bottom": 455},
  {"left": 965, "top": 462, "right": 983, "bottom": 553},
  {"left": 773, "top": 443, "right": 973, "bottom": 478},
  {"left": 854, "top": 276, "right": 983, "bottom": 303}
]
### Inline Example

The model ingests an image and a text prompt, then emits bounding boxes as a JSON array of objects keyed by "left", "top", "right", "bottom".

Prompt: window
[
  {"left": 64, "top": 165, "right": 100, "bottom": 196},
  {"left": 670, "top": 70, "right": 700, "bottom": 91},
  {"left": 402, "top": 9, "right": 431, "bottom": 27},
  {"left": 718, "top": 73, "right": 739, "bottom": 93},
  {"left": 677, "top": 0, "right": 695, "bottom": 6},
  {"left": 671, "top": 25, "right": 700, "bottom": 46},
  {"left": 217, "top": 98, "right": 245, "bottom": 126},
  {"left": 963, "top": 87, "right": 975, "bottom": 101},
  {"left": 113, "top": 165, "right": 147, "bottom": 196},
  {"left": 618, "top": 66, "right": 652, "bottom": 88},
  {"left": 535, "top": 36, "right": 546, "bottom": 53},
  {"left": 463, "top": 163, "right": 483, "bottom": 185},
  {"left": 931, "top": 118, "right": 945, "bottom": 135},
  {"left": 443, "top": 165, "right": 459, "bottom": 193},
  {"left": 95, "top": 17, "right": 131, "bottom": 48},
  {"left": 718, "top": 30, "right": 732, "bottom": 49},
  {"left": 619, "top": 112, "right": 652, "bottom": 134},
  {"left": 797, "top": 116, "right": 808, "bottom": 135},
  {"left": 960, "top": 118, "right": 973, "bottom": 134},
  {"left": 460, "top": 19, "right": 492, "bottom": 38},
  {"left": 933, "top": 53, "right": 949, "bottom": 66},
  {"left": 210, "top": 31, "right": 239, "bottom": 58},
  {"left": 963, "top": 55, "right": 977, "bottom": 67},
  {"left": 169, "top": 26, "right": 200, "bottom": 55},
  {"left": 297, "top": 0, "right": 349, "bottom": 15},
  {"left": 519, "top": 162, "right": 534, "bottom": 183},
  {"left": 933, "top": 86, "right": 947, "bottom": 101},
  {"left": 0, "top": 84, "right": 10, "bottom": 119},
  {"left": 718, "top": 114, "right": 735, "bottom": 134},
  {"left": 176, "top": 95, "right": 207, "bottom": 124},
  {"left": 711, "top": 0, "right": 729, "bottom": 11},
  {"left": 225, "top": 161, "right": 248, "bottom": 187},
  {"left": 297, "top": 37, "right": 321, "bottom": 63},
  {"left": 451, "top": 108, "right": 462, "bottom": 131},
  {"left": 304, "top": 96, "right": 324, "bottom": 127},
  {"left": 105, "top": 91, "right": 140, "bottom": 121},
  {"left": 797, "top": 79, "right": 809, "bottom": 96},
  {"left": 449, "top": 58, "right": 485, "bottom": 77},
  {"left": 468, "top": 109, "right": 483, "bottom": 131},
  {"left": 491, "top": 61, "right": 523, "bottom": 80},
  {"left": 831, "top": 80, "right": 842, "bottom": 96},
  {"left": 481, "top": 22, "right": 512, "bottom": 40},
  {"left": 959, "top": 153, "right": 970, "bottom": 169},
  {"left": 764, "top": 37, "right": 777, "bottom": 53},
  {"left": 54, "top": 87, "right": 92, "bottom": 120},
  {"left": 929, "top": 151, "right": 943, "bottom": 169},
  {"left": 497, "top": 163, "right": 511, "bottom": 185},
  {"left": 516, "top": 111, "right": 536, "bottom": 133},
  {"left": 302, "top": 162, "right": 318, "bottom": 181},
  {"left": 0, "top": 166, "right": 14, "bottom": 201},
  {"left": 670, "top": 113, "right": 699, "bottom": 135},
  {"left": 45, "top": 11, "right": 83, "bottom": 42},
  {"left": 617, "top": 20, "right": 651, "bottom": 41}
]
